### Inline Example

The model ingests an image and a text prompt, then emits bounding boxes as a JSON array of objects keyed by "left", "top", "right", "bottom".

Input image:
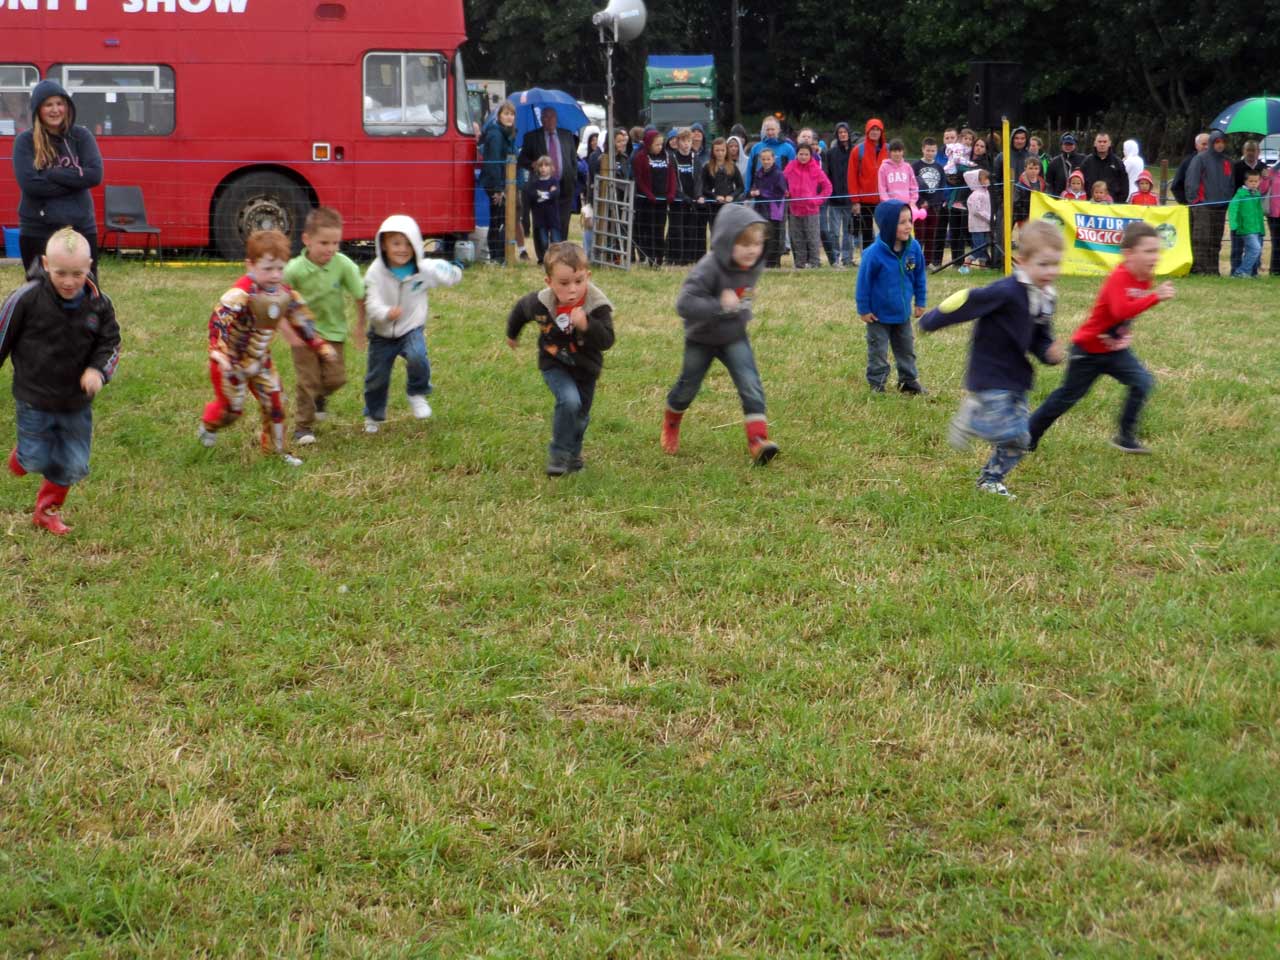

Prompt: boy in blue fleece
[
  {"left": 854, "top": 199, "right": 927, "bottom": 393},
  {"left": 918, "top": 220, "right": 1065, "bottom": 498}
]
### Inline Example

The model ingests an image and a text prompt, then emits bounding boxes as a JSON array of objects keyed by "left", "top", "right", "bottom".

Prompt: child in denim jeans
[
  {"left": 919, "top": 220, "right": 1065, "bottom": 498},
  {"left": 855, "top": 198, "right": 927, "bottom": 394},
  {"left": 661, "top": 203, "right": 779, "bottom": 465},
  {"left": 1, "top": 227, "right": 120, "bottom": 534},
  {"left": 506, "top": 242, "right": 615, "bottom": 476}
]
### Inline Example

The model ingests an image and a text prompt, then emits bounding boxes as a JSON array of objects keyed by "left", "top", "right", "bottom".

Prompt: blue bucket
[{"left": 3, "top": 228, "right": 19, "bottom": 259}]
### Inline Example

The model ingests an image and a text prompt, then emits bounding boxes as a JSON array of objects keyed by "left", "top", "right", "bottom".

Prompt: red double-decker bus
[{"left": 0, "top": 0, "right": 477, "bottom": 257}]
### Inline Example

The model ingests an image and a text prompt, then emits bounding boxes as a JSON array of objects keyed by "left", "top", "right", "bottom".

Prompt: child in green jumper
[
  {"left": 283, "top": 206, "right": 366, "bottom": 443},
  {"left": 1228, "top": 170, "right": 1265, "bottom": 279}
]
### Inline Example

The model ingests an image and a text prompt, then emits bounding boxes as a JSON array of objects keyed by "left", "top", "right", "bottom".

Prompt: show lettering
[{"left": 2, "top": 0, "right": 248, "bottom": 12}]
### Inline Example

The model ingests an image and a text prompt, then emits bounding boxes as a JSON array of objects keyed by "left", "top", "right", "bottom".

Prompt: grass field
[{"left": 1, "top": 253, "right": 1277, "bottom": 958}]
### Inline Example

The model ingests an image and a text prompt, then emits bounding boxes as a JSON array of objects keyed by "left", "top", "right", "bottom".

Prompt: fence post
[{"left": 505, "top": 154, "right": 517, "bottom": 266}]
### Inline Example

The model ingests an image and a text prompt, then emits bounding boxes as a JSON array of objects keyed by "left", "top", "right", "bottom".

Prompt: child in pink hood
[
  {"left": 878, "top": 139, "right": 920, "bottom": 208},
  {"left": 1061, "top": 168, "right": 1088, "bottom": 200},
  {"left": 782, "top": 142, "right": 832, "bottom": 269}
]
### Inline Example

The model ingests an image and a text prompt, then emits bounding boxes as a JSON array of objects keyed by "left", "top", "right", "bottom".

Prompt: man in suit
[{"left": 518, "top": 106, "right": 578, "bottom": 237}]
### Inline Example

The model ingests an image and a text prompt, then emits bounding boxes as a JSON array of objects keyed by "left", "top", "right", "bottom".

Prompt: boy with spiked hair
[{"left": 1, "top": 227, "right": 120, "bottom": 534}]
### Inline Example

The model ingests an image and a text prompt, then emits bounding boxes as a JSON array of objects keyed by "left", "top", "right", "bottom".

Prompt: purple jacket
[{"left": 752, "top": 164, "right": 788, "bottom": 221}]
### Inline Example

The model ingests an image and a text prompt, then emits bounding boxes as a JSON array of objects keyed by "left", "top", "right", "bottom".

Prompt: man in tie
[{"left": 519, "top": 106, "right": 578, "bottom": 242}]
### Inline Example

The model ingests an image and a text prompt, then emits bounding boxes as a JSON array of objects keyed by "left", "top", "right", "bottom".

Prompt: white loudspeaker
[{"left": 592, "top": 0, "right": 646, "bottom": 42}]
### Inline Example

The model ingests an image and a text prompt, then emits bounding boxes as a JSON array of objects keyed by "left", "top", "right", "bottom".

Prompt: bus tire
[{"left": 213, "top": 172, "right": 310, "bottom": 260}]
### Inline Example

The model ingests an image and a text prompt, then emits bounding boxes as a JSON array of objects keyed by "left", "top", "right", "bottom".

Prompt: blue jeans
[
  {"left": 15, "top": 400, "right": 93, "bottom": 487},
  {"left": 363, "top": 327, "right": 431, "bottom": 421},
  {"left": 821, "top": 204, "right": 854, "bottom": 265},
  {"left": 1029, "top": 346, "right": 1155, "bottom": 444},
  {"left": 1233, "top": 233, "right": 1262, "bottom": 277},
  {"left": 865, "top": 321, "right": 919, "bottom": 389},
  {"left": 666, "top": 337, "right": 766, "bottom": 416},
  {"left": 969, "top": 231, "right": 990, "bottom": 264},
  {"left": 953, "top": 390, "right": 1031, "bottom": 484},
  {"left": 541, "top": 366, "right": 597, "bottom": 460}
]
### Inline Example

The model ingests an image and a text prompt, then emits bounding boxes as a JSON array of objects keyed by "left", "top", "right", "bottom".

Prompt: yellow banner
[{"left": 1030, "top": 194, "right": 1191, "bottom": 278}]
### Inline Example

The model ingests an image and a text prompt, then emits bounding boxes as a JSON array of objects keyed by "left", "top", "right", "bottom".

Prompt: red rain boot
[
  {"left": 8, "top": 447, "right": 26, "bottom": 477},
  {"left": 661, "top": 408, "right": 684, "bottom": 455},
  {"left": 745, "top": 417, "right": 779, "bottom": 466},
  {"left": 33, "top": 479, "right": 71, "bottom": 536}
]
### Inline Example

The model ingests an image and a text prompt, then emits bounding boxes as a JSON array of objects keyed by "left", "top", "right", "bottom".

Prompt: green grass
[{"left": 1, "top": 254, "right": 1278, "bottom": 958}]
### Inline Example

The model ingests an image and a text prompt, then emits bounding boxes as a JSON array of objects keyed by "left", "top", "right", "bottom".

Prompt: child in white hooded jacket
[{"left": 362, "top": 214, "right": 462, "bottom": 432}]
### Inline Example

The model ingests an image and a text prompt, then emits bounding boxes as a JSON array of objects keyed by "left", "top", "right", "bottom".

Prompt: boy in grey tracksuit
[{"left": 660, "top": 203, "right": 779, "bottom": 465}]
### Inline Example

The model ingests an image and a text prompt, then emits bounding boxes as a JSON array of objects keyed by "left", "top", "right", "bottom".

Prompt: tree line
[{"left": 463, "top": 0, "right": 1280, "bottom": 158}]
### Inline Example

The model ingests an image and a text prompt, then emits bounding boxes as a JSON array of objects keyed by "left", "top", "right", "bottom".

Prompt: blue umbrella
[
  {"left": 1210, "top": 96, "right": 1280, "bottom": 135},
  {"left": 506, "top": 88, "right": 589, "bottom": 143}
]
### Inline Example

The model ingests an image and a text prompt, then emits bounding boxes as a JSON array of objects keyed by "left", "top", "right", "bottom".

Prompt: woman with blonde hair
[{"left": 12, "top": 79, "right": 103, "bottom": 274}]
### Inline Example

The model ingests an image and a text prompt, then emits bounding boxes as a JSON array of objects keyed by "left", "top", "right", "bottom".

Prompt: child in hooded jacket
[
  {"left": 782, "top": 142, "right": 832, "bottom": 269},
  {"left": 854, "top": 199, "right": 927, "bottom": 394},
  {"left": 964, "top": 168, "right": 993, "bottom": 266},
  {"left": 1128, "top": 170, "right": 1158, "bottom": 205},
  {"left": 661, "top": 204, "right": 780, "bottom": 465},
  {"left": 850, "top": 118, "right": 888, "bottom": 255},
  {"left": 1061, "top": 168, "right": 1088, "bottom": 200},
  {"left": 362, "top": 214, "right": 462, "bottom": 432}
]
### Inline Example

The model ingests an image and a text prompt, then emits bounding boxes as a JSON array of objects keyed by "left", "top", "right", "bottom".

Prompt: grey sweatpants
[{"left": 788, "top": 212, "right": 823, "bottom": 269}]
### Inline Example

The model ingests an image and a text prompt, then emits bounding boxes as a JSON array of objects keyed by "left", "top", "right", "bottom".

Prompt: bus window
[
  {"left": 48, "top": 64, "right": 174, "bottom": 136},
  {"left": 453, "top": 51, "right": 472, "bottom": 136},
  {"left": 0, "top": 65, "right": 38, "bottom": 137},
  {"left": 363, "top": 52, "right": 447, "bottom": 137}
]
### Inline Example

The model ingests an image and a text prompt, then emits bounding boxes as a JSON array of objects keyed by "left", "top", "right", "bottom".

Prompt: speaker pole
[
  {"left": 1001, "top": 115, "right": 1012, "bottom": 275},
  {"left": 732, "top": 0, "right": 741, "bottom": 126}
]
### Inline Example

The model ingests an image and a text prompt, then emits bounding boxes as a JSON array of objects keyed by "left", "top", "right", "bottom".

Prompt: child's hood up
[
  {"left": 710, "top": 202, "right": 767, "bottom": 279},
  {"left": 374, "top": 214, "right": 428, "bottom": 271},
  {"left": 872, "top": 199, "right": 909, "bottom": 250},
  {"left": 963, "top": 168, "right": 988, "bottom": 189}
]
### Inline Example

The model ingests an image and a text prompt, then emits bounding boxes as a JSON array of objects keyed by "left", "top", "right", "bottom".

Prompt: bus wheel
[{"left": 214, "top": 172, "right": 309, "bottom": 260}]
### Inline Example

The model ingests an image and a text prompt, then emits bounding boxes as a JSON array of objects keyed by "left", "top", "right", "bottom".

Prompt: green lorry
[{"left": 642, "top": 55, "right": 717, "bottom": 133}]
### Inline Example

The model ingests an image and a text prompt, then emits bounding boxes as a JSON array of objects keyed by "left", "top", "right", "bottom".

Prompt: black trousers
[{"left": 633, "top": 197, "right": 668, "bottom": 265}]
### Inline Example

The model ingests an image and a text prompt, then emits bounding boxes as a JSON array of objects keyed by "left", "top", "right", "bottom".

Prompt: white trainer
[
  {"left": 197, "top": 425, "right": 218, "bottom": 447},
  {"left": 281, "top": 453, "right": 303, "bottom": 467},
  {"left": 408, "top": 395, "right": 433, "bottom": 420},
  {"left": 364, "top": 418, "right": 380, "bottom": 434}
]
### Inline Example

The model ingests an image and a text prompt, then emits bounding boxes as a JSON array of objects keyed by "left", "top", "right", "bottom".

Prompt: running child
[
  {"left": 198, "top": 229, "right": 332, "bottom": 465},
  {"left": 661, "top": 204, "right": 779, "bottom": 464},
  {"left": 506, "top": 242, "right": 615, "bottom": 476},
  {"left": 1027, "top": 221, "right": 1173, "bottom": 453},
  {"left": 1, "top": 227, "right": 120, "bottom": 534},
  {"left": 919, "top": 220, "right": 1065, "bottom": 498}
]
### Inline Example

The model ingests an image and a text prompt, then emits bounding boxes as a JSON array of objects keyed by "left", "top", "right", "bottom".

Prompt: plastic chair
[{"left": 103, "top": 185, "right": 162, "bottom": 261}]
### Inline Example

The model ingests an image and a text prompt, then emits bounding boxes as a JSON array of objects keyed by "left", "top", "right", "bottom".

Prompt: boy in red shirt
[{"left": 1028, "top": 222, "right": 1174, "bottom": 453}]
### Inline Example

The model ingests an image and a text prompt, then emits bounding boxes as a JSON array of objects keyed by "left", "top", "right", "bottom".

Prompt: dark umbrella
[{"left": 1210, "top": 96, "right": 1280, "bottom": 135}]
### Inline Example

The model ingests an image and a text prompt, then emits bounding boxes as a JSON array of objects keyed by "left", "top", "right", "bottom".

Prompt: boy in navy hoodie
[
  {"left": 854, "top": 199, "right": 927, "bottom": 394},
  {"left": 919, "top": 220, "right": 1065, "bottom": 498}
]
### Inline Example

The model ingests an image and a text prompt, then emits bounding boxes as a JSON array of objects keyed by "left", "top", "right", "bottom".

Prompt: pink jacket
[
  {"left": 1263, "top": 166, "right": 1280, "bottom": 218},
  {"left": 782, "top": 155, "right": 832, "bottom": 217},
  {"left": 877, "top": 157, "right": 919, "bottom": 206},
  {"left": 964, "top": 169, "right": 990, "bottom": 232}
]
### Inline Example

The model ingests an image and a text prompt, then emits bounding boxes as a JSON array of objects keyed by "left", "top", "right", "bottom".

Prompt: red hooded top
[{"left": 850, "top": 118, "right": 887, "bottom": 205}]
